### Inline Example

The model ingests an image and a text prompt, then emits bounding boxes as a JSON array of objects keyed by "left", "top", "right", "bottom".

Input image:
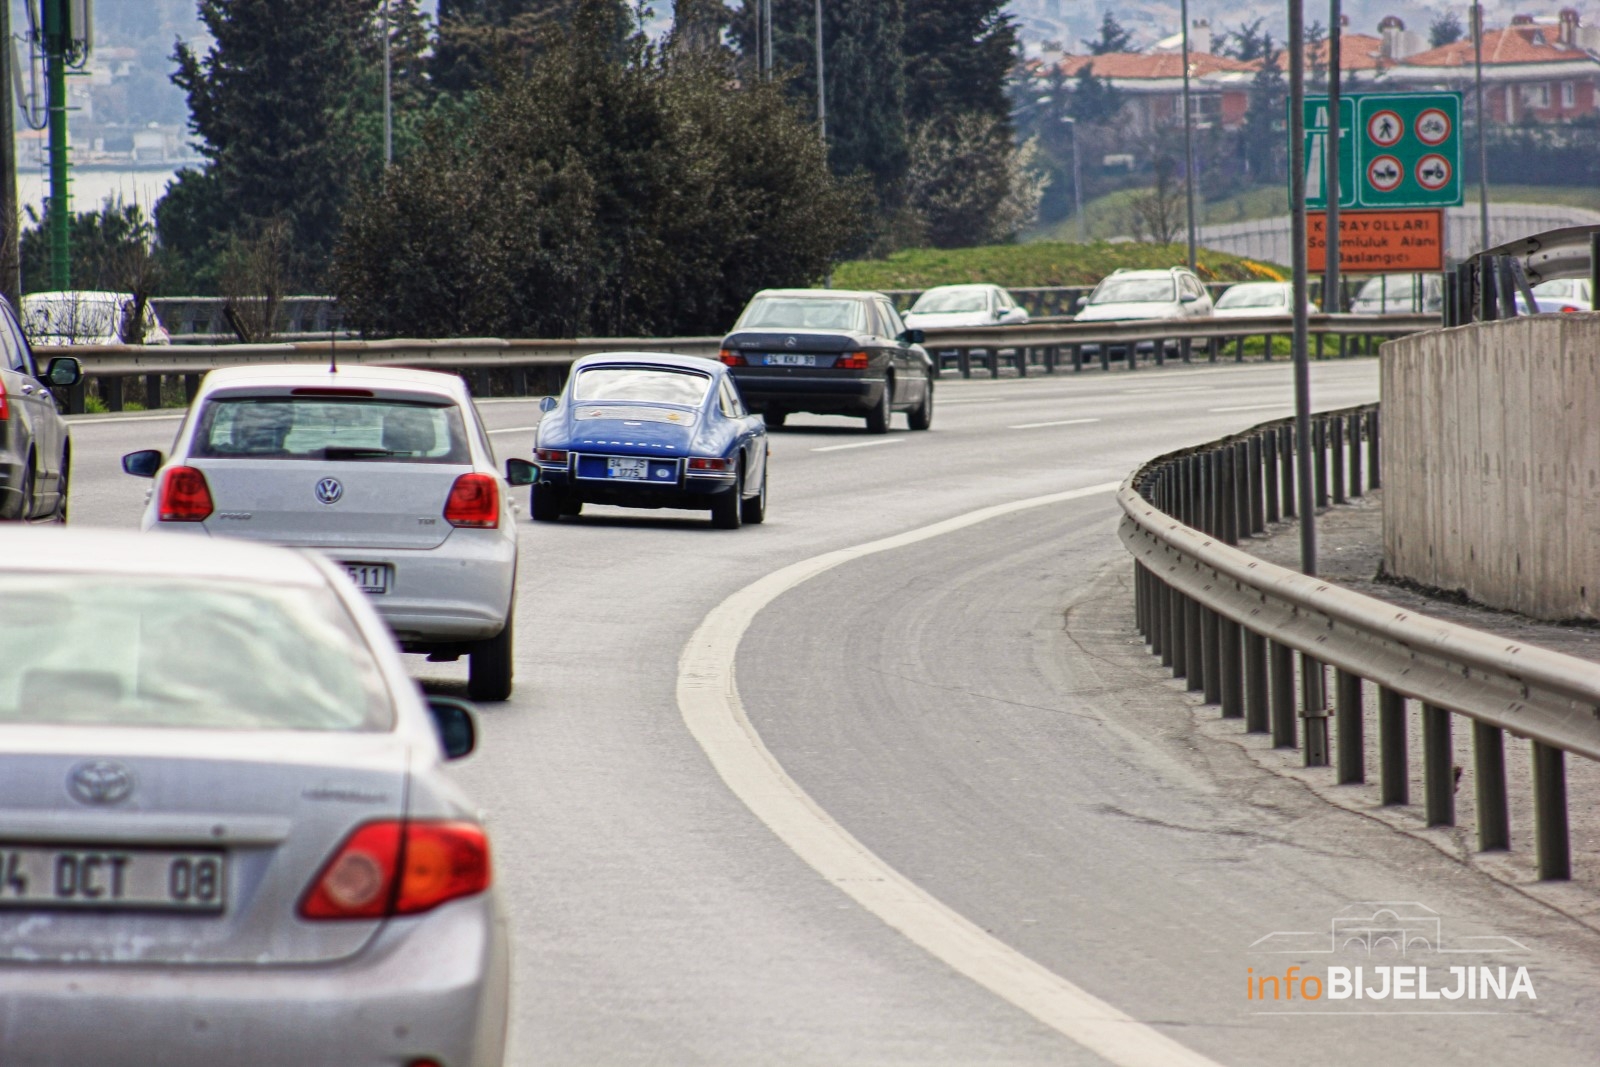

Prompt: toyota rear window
[{"left": 191, "top": 396, "right": 471, "bottom": 463}]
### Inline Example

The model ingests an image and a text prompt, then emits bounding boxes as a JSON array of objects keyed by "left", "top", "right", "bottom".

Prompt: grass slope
[{"left": 832, "top": 241, "right": 1282, "bottom": 291}]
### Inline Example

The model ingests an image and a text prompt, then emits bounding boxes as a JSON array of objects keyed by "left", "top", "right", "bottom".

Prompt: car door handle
[{"left": 19, "top": 383, "right": 33, "bottom": 395}]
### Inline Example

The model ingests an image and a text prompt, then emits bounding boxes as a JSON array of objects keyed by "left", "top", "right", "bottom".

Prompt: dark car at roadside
[{"left": 718, "top": 289, "right": 935, "bottom": 433}]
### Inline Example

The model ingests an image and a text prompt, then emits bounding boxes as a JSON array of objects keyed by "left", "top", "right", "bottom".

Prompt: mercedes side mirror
[
  {"left": 901, "top": 328, "right": 925, "bottom": 345},
  {"left": 505, "top": 458, "right": 537, "bottom": 486},
  {"left": 45, "top": 356, "right": 82, "bottom": 388},
  {"left": 426, "top": 696, "right": 477, "bottom": 760},
  {"left": 121, "top": 449, "right": 164, "bottom": 478},
  {"left": 538, "top": 396, "right": 557, "bottom": 413}
]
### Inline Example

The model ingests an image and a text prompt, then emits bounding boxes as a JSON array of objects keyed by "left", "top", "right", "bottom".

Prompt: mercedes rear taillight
[
  {"left": 300, "top": 820, "right": 490, "bottom": 920},
  {"left": 443, "top": 473, "right": 499, "bottom": 528},
  {"left": 157, "top": 466, "right": 214, "bottom": 522},
  {"left": 835, "top": 351, "right": 870, "bottom": 370},
  {"left": 718, "top": 349, "right": 747, "bottom": 367}
]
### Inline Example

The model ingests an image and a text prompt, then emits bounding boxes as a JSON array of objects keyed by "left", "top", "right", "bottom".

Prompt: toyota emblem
[
  {"left": 315, "top": 477, "right": 344, "bottom": 505},
  {"left": 67, "top": 760, "right": 134, "bottom": 806}
]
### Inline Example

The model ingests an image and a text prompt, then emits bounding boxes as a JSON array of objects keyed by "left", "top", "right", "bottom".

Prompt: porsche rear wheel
[
  {"left": 530, "top": 485, "right": 563, "bottom": 522},
  {"left": 711, "top": 465, "right": 744, "bottom": 530},
  {"left": 740, "top": 456, "right": 767, "bottom": 525}
]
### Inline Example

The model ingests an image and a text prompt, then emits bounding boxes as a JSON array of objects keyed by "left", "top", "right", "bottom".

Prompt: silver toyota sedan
[
  {"left": 0, "top": 526, "right": 509, "bottom": 1066},
  {"left": 122, "top": 365, "right": 530, "bottom": 701}
]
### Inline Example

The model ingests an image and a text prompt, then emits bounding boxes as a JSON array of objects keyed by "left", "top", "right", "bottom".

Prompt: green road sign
[{"left": 1297, "top": 92, "right": 1462, "bottom": 210}]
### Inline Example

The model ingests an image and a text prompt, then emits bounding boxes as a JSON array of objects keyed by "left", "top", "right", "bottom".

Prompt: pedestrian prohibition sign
[{"left": 1299, "top": 91, "right": 1462, "bottom": 209}]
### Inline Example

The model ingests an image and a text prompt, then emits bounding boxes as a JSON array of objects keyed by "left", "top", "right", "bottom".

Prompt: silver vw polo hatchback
[
  {"left": 0, "top": 526, "right": 508, "bottom": 1066},
  {"left": 123, "top": 365, "right": 527, "bottom": 701}
]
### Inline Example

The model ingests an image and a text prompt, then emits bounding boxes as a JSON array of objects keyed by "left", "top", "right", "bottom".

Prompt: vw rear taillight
[
  {"left": 835, "top": 350, "right": 869, "bottom": 370},
  {"left": 157, "top": 466, "right": 214, "bottom": 522},
  {"left": 0, "top": 377, "right": 8, "bottom": 420},
  {"left": 718, "top": 349, "right": 746, "bottom": 367},
  {"left": 301, "top": 820, "right": 490, "bottom": 920},
  {"left": 443, "top": 472, "right": 499, "bottom": 528}
]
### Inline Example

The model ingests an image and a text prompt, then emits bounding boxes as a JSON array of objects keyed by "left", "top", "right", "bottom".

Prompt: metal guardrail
[
  {"left": 149, "top": 296, "right": 348, "bottom": 344},
  {"left": 1120, "top": 406, "right": 1594, "bottom": 880},
  {"left": 1443, "top": 222, "right": 1600, "bottom": 325},
  {"left": 47, "top": 313, "right": 1438, "bottom": 413}
]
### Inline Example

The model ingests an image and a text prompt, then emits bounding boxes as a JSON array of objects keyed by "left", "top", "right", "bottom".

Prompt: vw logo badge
[
  {"left": 67, "top": 760, "right": 134, "bottom": 806},
  {"left": 785, "top": 336, "right": 797, "bottom": 348},
  {"left": 315, "top": 477, "right": 344, "bottom": 505}
]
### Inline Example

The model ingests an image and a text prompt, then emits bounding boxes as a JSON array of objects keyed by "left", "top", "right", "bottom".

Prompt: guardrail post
[
  {"left": 1045, "top": 345, "right": 1058, "bottom": 373},
  {"left": 1154, "top": 339, "right": 1165, "bottom": 367},
  {"left": 1201, "top": 607, "right": 1221, "bottom": 705},
  {"left": 1479, "top": 257, "right": 1498, "bottom": 321},
  {"left": 1247, "top": 437, "right": 1265, "bottom": 535},
  {"left": 958, "top": 349, "right": 972, "bottom": 378},
  {"left": 1423, "top": 704, "right": 1455, "bottom": 827},
  {"left": 1280, "top": 428, "right": 1296, "bottom": 518},
  {"left": 1331, "top": 415, "right": 1347, "bottom": 505},
  {"left": 1269, "top": 641, "right": 1296, "bottom": 748},
  {"left": 1348, "top": 412, "right": 1364, "bottom": 498},
  {"left": 1473, "top": 720, "right": 1510, "bottom": 852},
  {"left": 1532, "top": 742, "right": 1571, "bottom": 880},
  {"left": 1379, "top": 688, "right": 1408, "bottom": 805},
  {"left": 1313, "top": 418, "right": 1329, "bottom": 509},
  {"left": 1134, "top": 561, "right": 1147, "bottom": 638},
  {"left": 1244, "top": 630, "right": 1269, "bottom": 732},
  {"left": 1100, "top": 345, "right": 1110, "bottom": 372},
  {"left": 104, "top": 376, "right": 124, "bottom": 413},
  {"left": 1219, "top": 448, "right": 1237, "bottom": 546},
  {"left": 987, "top": 348, "right": 1001, "bottom": 378},
  {"left": 184, "top": 375, "right": 201, "bottom": 403},
  {"left": 1219, "top": 616, "right": 1243, "bottom": 718},
  {"left": 1167, "top": 583, "right": 1185, "bottom": 674},
  {"left": 1367, "top": 410, "right": 1381, "bottom": 490},
  {"left": 1264, "top": 429, "right": 1280, "bottom": 523},
  {"left": 1233, "top": 335, "right": 1245, "bottom": 362},
  {"left": 1185, "top": 592, "right": 1203, "bottom": 692},
  {"left": 1335, "top": 669, "right": 1364, "bottom": 783},
  {"left": 1071, "top": 344, "right": 1083, "bottom": 372},
  {"left": 144, "top": 374, "right": 163, "bottom": 410},
  {"left": 1302, "top": 657, "right": 1329, "bottom": 767},
  {"left": 1235, "top": 442, "right": 1252, "bottom": 538}
]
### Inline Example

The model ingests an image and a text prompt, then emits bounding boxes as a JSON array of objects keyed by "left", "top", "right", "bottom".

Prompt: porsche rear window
[
  {"left": 191, "top": 397, "right": 471, "bottom": 463},
  {"left": 0, "top": 575, "right": 391, "bottom": 731},
  {"left": 573, "top": 367, "right": 710, "bottom": 407}
]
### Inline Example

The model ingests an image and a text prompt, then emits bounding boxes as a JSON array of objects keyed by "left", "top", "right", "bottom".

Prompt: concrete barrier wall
[{"left": 1383, "top": 314, "right": 1600, "bottom": 621}]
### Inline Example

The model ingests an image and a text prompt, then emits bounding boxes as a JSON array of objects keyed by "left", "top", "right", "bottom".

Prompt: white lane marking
[
  {"left": 1116, "top": 386, "right": 1215, "bottom": 395},
  {"left": 677, "top": 483, "right": 1222, "bottom": 1067},
  {"left": 1008, "top": 418, "right": 1101, "bottom": 430},
  {"left": 810, "top": 439, "right": 907, "bottom": 453},
  {"left": 1208, "top": 403, "right": 1291, "bottom": 413},
  {"left": 64, "top": 413, "right": 183, "bottom": 425},
  {"left": 487, "top": 425, "right": 539, "bottom": 435}
]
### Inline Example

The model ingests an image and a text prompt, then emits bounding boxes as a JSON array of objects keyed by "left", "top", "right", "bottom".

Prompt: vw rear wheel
[{"left": 469, "top": 613, "right": 514, "bottom": 702}]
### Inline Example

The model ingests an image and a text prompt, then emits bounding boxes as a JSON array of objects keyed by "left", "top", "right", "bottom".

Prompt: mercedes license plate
[
  {"left": 607, "top": 457, "right": 649, "bottom": 480},
  {"left": 763, "top": 353, "right": 815, "bottom": 367},
  {"left": 0, "top": 845, "right": 226, "bottom": 912},
  {"left": 343, "top": 563, "right": 391, "bottom": 594}
]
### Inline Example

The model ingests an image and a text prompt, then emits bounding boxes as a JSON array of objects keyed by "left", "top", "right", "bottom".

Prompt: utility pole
[
  {"left": 43, "top": 0, "right": 74, "bottom": 290},
  {"left": 760, "top": 0, "right": 773, "bottom": 78},
  {"left": 382, "top": 0, "right": 392, "bottom": 165},
  {"left": 1323, "top": 1, "right": 1341, "bottom": 312},
  {"left": 1472, "top": 3, "right": 1490, "bottom": 252},
  {"left": 1068, "top": 117, "right": 1085, "bottom": 242},
  {"left": 1179, "top": 0, "right": 1196, "bottom": 270},
  {"left": 0, "top": 0, "right": 20, "bottom": 304},
  {"left": 814, "top": 0, "right": 825, "bottom": 141}
]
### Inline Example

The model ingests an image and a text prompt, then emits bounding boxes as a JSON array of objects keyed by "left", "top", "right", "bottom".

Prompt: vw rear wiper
[{"left": 323, "top": 446, "right": 408, "bottom": 459}]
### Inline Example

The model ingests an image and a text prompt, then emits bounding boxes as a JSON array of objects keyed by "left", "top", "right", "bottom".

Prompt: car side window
[
  {"left": 877, "top": 300, "right": 907, "bottom": 338},
  {"left": 0, "top": 305, "right": 33, "bottom": 374},
  {"left": 718, "top": 377, "right": 746, "bottom": 418}
]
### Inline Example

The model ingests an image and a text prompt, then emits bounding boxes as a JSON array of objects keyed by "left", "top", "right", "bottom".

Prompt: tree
[
  {"left": 1071, "top": 61, "right": 1124, "bottom": 126},
  {"left": 1083, "top": 12, "right": 1134, "bottom": 55},
  {"left": 1306, "top": 21, "right": 1326, "bottom": 81},
  {"left": 431, "top": 0, "right": 630, "bottom": 92},
  {"left": 332, "top": 1, "right": 864, "bottom": 339},
  {"left": 1216, "top": 18, "right": 1270, "bottom": 62},
  {"left": 1430, "top": 11, "right": 1464, "bottom": 47},
  {"left": 1126, "top": 153, "right": 1185, "bottom": 244},
  {"left": 164, "top": 0, "right": 373, "bottom": 290},
  {"left": 905, "top": 113, "right": 1045, "bottom": 247},
  {"left": 1239, "top": 39, "right": 1284, "bottom": 183},
  {"left": 902, "top": 0, "right": 1018, "bottom": 126}
]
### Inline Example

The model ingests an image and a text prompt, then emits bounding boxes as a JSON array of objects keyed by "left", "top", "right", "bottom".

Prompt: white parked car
[
  {"left": 1212, "top": 281, "right": 1318, "bottom": 318},
  {"left": 1514, "top": 277, "right": 1592, "bottom": 314},
  {"left": 120, "top": 364, "right": 530, "bottom": 701},
  {"left": 903, "top": 284, "right": 1029, "bottom": 329},
  {"left": 1074, "top": 267, "right": 1213, "bottom": 359},
  {"left": 0, "top": 525, "right": 508, "bottom": 1067},
  {"left": 21, "top": 290, "right": 171, "bottom": 345},
  {"left": 1347, "top": 273, "right": 1443, "bottom": 314}
]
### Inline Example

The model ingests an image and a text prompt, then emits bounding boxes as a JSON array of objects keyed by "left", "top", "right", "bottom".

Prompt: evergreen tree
[
  {"left": 901, "top": 0, "right": 1017, "bottom": 126},
  {"left": 1240, "top": 39, "right": 1284, "bottom": 183},
  {"left": 432, "top": 0, "right": 629, "bottom": 92},
  {"left": 1071, "top": 61, "right": 1123, "bottom": 125},
  {"left": 1217, "top": 18, "right": 1270, "bottom": 62},
  {"left": 1083, "top": 12, "right": 1133, "bottom": 55},
  {"left": 1430, "top": 11, "right": 1464, "bottom": 47}
]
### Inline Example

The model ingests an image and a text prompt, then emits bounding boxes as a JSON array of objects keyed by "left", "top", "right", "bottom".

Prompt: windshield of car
[
  {"left": 0, "top": 574, "right": 392, "bottom": 731},
  {"left": 1089, "top": 277, "right": 1176, "bottom": 304},
  {"left": 1215, "top": 285, "right": 1287, "bottom": 309},
  {"left": 190, "top": 396, "right": 471, "bottom": 462},
  {"left": 737, "top": 297, "right": 868, "bottom": 332},
  {"left": 21, "top": 294, "right": 122, "bottom": 340},
  {"left": 573, "top": 367, "right": 712, "bottom": 407},
  {"left": 911, "top": 288, "right": 989, "bottom": 314}
]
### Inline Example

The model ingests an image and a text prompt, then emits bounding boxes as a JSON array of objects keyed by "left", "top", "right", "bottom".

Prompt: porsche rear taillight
[
  {"left": 718, "top": 349, "right": 746, "bottom": 367},
  {"left": 443, "top": 472, "right": 499, "bottom": 528},
  {"left": 688, "top": 457, "right": 731, "bottom": 471},
  {"left": 157, "top": 465, "right": 213, "bottom": 522},
  {"left": 835, "top": 350, "right": 869, "bottom": 370},
  {"left": 535, "top": 448, "right": 568, "bottom": 463},
  {"left": 300, "top": 820, "right": 490, "bottom": 920}
]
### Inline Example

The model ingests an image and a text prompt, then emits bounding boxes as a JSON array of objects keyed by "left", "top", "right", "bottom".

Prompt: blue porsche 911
[{"left": 530, "top": 352, "right": 769, "bottom": 529}]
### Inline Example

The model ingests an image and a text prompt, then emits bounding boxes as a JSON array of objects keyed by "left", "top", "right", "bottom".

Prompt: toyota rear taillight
[
  {"left": 443, "top": 472, "right": 499, "bottom": 528},
  {"left": 0, "top": 376, "right": 8, "bottom": 420},
  {"left": 718, "top": 349, "right": 747, "bottom": 367},
  {"left": 157, "top": 466, "right": 213, "bottom": 522},
  {"left": 835, "top": 351, "right": 869, "bottom": 370},
  {"left": 301, "top": 820, "right": 490, "bottom": 920}
]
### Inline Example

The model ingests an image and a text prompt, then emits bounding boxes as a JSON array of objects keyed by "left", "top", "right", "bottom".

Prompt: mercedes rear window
[
  {"left": 737, "top": 297, "right": 868, "bottom": 332},
  {"left": 0, "top": 575, "right": 392, "bottom": 731},
  {"left": 191, "top": 396, "right": 471, "bottom": 463},
  {"left": 573, "top": 367, "right": 711, "bottom": 406}
]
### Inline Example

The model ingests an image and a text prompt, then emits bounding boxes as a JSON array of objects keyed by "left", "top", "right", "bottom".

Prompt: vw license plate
[
  {"left": 763, "top": 353, "right": 815, "bottom": 367},
  {"left": 0, "top": 845, "right": 226, "bottom": 912},
  {"left": 607, "top": 457, "right": 649, "bottom": 480},
  {"left": 343, "top": 563, "right": 391, "bottom": 594}
]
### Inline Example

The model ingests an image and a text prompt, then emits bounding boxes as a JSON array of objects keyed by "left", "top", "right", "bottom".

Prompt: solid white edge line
[
  {"left": 676, "top": 482, "right": 1223, "bottom": 1067},
  {"left": 1008, "top": 418, "right": 1101, "bottom": 430},
  {"left": 64, "top": 413, "right": 184, "bottom": 426},
  {"left": 810, "top": 439, "right": 907, "bottom": 453},
  {"left": 1208, "top": 403, "right": 1292, "bottom": 413},
  {"left": 487, "top": 425, "right": 539, "bottom": 435}
]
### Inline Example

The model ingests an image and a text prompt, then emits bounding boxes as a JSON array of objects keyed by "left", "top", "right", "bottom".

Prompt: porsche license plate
[
  {"left": 0, "top": 845, "right": 226, "bottom": 912},
  {"left": 343, "top": 563, "right": 391, "bottom": 594},
  {"left": 607, "top": 458, "right": 649, "bottom": 480},
  {"left": 763, "top": 353, "right": 815, "bottom": 367}
]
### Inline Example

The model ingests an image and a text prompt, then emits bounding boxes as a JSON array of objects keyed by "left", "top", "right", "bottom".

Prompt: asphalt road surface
[{"left": 64, "top": 359, "right": 1600, "bottom": 1065}]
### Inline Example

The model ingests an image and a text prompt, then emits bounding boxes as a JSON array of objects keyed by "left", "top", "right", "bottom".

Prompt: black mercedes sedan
[{"left": 718, "top": 289, "right": 935, "bottom": 433}]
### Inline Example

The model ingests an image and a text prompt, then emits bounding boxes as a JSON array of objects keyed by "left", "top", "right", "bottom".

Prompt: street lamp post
[
  {"left": 1179, "top": 0, "right": 1197, "bottom": 269},
  {"left": 815, "top": 0, "right": 825, "bottom": 141},
  {"left": 1065, "top": 117, "right": 1086, "bottom": 242},
  {"left": 1472, "top": 3, "right": 1491, "bottom": 252},
  {"left": 1324, "top": 1, "right": 1341, "bottom": 312},
  {"left": 381, "top": 0, "right": 392, "bottom": 166}
]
